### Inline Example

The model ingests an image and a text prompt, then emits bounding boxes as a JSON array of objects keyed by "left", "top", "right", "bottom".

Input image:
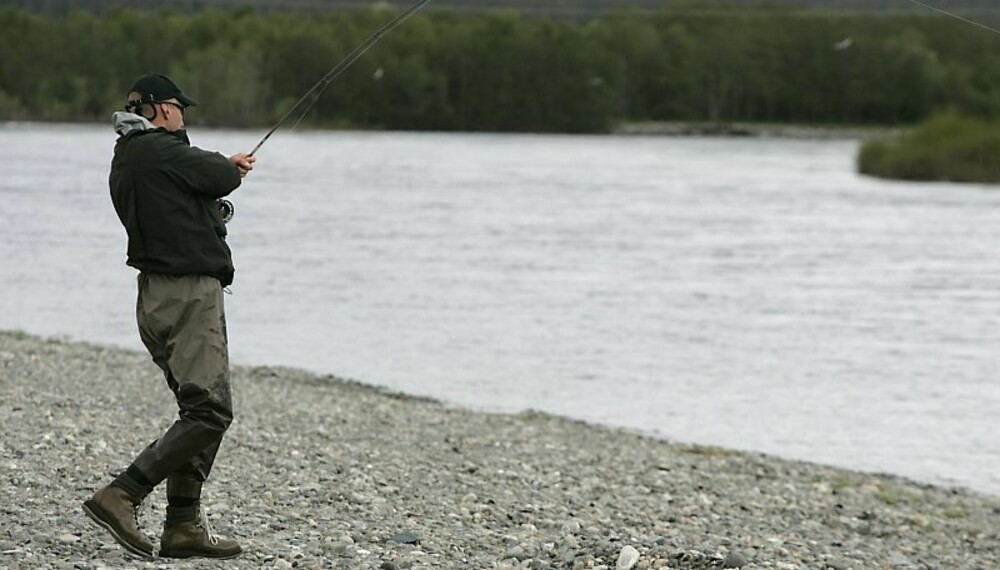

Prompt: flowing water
[{"left": 2, "top": 122, "right": 998, "bottom": 495}]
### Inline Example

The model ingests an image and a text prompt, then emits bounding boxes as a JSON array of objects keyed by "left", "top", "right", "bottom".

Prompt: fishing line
[
  {"left": 249, "top": 0, "right": 432, "bottom": 156},
  {"left": 901, "top": 0, "right": 1000, "bottom": 36}
]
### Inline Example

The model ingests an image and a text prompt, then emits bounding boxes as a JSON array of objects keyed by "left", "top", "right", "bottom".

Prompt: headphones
[{"left": 125, "top": 92, "right": 167, "bottom": 121}]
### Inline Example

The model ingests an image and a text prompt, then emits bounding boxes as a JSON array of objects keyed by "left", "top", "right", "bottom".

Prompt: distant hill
[{"left": 4, "top": 0, "right": 1000, "bottom": 19}]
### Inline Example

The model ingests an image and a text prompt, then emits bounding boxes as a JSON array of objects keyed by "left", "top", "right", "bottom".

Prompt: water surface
[{"left": 2, "top": 123, "right": 998, "bottom": 495}]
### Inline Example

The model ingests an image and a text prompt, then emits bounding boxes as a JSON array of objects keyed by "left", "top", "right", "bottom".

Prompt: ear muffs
[{"left": 124, "top": 92, "right": 159, "bottom": 121}]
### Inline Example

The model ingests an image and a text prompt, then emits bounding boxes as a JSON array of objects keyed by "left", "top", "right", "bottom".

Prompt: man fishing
[{"left": 83, "top": 73, "right": 254, "bottom": 560}]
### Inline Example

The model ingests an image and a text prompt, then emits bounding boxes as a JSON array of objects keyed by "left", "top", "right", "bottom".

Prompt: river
[{"left": 2, "top": 122, "right": 998, "bottom": 495}]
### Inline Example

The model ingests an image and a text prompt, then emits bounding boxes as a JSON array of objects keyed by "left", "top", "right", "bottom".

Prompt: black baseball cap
[{"left": 128, "top": 73, "right": 198, "bottom": 107}]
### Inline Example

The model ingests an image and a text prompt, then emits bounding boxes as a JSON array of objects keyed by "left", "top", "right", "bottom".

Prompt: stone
[
  {"left": 392, "top": 532, "right": 420, "bottom": 545},
  {"left": 722, "top": 551, "right": 748, "bottom": 568},
  {"left": 889, "top": 552, "right": 913, "bottom": 567},
  {"left": 617, "top": 545, "right": 640, "bottom": 570}
]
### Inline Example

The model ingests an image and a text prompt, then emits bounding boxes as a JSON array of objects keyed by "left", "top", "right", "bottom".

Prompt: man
[{"left": 83, "top": 73, "right": 255, "bottom": 560}]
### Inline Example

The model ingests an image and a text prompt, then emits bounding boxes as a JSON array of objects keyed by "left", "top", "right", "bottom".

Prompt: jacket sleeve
[{"left": 158, "top": 136, "right": 243, "bottom": 199}]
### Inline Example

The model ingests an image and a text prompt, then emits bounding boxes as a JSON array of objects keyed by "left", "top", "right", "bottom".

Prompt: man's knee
[{"left": 176, "top": 383, "right": 233, "bottom": 434}]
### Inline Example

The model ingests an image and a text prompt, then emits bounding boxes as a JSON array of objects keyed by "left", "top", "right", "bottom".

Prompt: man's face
[{"left": 157, "top": 98, "right": 186, "bottom": 132}]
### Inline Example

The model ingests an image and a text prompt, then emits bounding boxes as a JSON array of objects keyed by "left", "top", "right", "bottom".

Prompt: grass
[
  {"left": 831, "top": 475, "right": 853, "bottom": 491},
  {"left": 682, "top": 444, "right": 738, "bottom": 457},
  {"left": 858, "top": 112, "right": 1000, "bottom": 184}
]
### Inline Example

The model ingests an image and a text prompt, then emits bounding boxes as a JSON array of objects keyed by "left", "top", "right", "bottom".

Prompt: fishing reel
[{"left": 217, "top": 199, "right": 234, "bottom": 223}]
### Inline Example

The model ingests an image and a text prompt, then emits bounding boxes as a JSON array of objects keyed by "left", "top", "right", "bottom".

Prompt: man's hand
[{"left": 229, "top": 153, "right": 256, "bottom": 178}]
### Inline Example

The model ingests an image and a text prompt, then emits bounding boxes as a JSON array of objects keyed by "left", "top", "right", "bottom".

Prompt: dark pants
[{"left": 131, "top": 273, "right": 233, "bottom": 500}]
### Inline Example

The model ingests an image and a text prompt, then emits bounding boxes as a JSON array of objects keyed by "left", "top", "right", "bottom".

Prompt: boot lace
[
  {"left": 130, "top": 499, "right": 146, "bottom": 529},
  {"left": 195, "top": 509, "right": 221, "bottom": 546}
]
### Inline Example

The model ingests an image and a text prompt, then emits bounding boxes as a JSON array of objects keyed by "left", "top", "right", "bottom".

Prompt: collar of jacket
[{"left": 111, "top": 111, "right": 190, "bottom": 145}]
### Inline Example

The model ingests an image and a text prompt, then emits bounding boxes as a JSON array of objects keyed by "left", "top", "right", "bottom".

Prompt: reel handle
[{"left": 217, "top": 199, "right": 234, "bottom": 224}]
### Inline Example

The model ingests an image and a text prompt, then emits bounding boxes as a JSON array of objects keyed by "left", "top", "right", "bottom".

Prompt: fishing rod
[
  {"left": 217, "top": 0, "right": 430, "bottom": 223},
  {"left": 901, "top": 0, "right": 1000, "bottom": 36},
  {"left": 249, "top": 0, "right": 432, "bottom": 157}
]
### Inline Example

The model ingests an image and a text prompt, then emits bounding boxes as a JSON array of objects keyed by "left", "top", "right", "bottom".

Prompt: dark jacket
[{"left": 109, "top": 112, "right": 242, "bottom": 286}]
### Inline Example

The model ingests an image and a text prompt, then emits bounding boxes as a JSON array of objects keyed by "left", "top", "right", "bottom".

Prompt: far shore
[
  {"left": 2, "top": 118, "right": 896, "bottom": 140},
  {"left": 613, "top": 121, "right": 895, "bottom": 140}
]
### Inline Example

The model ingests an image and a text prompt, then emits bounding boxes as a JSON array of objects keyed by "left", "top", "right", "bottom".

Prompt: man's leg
[
  {"left": 132, "top": 274, "right": 241, "bottom": 559},
  {"left": 84, "top": 274, "right": 238, "bottom": 559},
  {"left": 157, "top": 437, "right": 240, "bottom": 559},
  {"left": 165, "top": 437, "right": 223, "bottom": 507},
  {"left": 130, "top": 273, "right": 233, "bottom": 486}
]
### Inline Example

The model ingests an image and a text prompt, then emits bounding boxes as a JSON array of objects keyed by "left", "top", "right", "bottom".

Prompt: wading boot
[
  {"left": 82, "top": 485, "right": 154, "bottom": 559},
  {"left": 158, "top": 506, "right": 242, "bottom": 559}
]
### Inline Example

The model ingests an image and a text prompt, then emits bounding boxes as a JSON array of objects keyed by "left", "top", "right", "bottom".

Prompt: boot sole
[
  {"left": 158, "top": 548, "right": 242, "bottom": 560},
  {"left": 82, "top": 500, "right": 154, "bottom": 560}
]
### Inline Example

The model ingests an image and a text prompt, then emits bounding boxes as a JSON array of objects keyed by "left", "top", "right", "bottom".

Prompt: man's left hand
[{"left": 229, "top": 153, "right": 256, "bottom": 178}]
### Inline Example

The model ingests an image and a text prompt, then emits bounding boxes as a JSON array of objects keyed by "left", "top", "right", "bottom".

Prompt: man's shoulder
[
  {"left": 125, "top": 127, "right": 174, "bottom": 143},
  {"left": 117, "top": 128, "right": 187, "bottom": 159},
  {"left": 118, "top": 127, "right": 167, "bottom": 147}
]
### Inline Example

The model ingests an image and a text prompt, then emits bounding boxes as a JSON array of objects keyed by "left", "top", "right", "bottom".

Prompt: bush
[
  {"left": 858, "top": 112, "right": 1000, "bottom": 183},
  {"left": 0, "top": 89, "right": 28, "bottom": 120}
]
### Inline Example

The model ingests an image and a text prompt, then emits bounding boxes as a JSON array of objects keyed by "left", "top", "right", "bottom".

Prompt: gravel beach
[{"left": 1, "top": 330, "right": 997, "bottom": 570}]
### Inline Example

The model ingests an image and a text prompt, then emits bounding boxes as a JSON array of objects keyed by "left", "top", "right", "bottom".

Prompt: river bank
[
  {"left": 1, "top": 330, "right": 997, "bottom": 569},
  {"left": 612, "top": 122, "right": 893, "bottom": 140},
  {"left": 4, "top": 119, "right": 894, "bottom": 140}
]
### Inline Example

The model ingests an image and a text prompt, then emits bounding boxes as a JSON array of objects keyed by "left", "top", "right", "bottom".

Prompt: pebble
[
  {"left": 616, "top": 545, "right": 640, "bottom": 569},
  {"left": 391, "top": 532, "right": 420, "bottom": 544},
  {"left": 722, "top": 551, "right": 748, "bottom": 568},
  {"left": 1, "top": 331, "right": 998, "bottom": 570}
]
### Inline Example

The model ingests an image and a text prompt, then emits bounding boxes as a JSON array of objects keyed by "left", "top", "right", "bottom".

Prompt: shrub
[{"left": 858, "top": 112, "right": 1000, "bottom": 183}]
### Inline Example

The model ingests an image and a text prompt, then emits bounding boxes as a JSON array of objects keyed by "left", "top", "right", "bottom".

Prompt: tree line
[
  {"left": 2, "top": 5, "right": 1000, "bottom": 132},
  {"left": 10, "top": 0, "right": 1000, "bottom": 18}
]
